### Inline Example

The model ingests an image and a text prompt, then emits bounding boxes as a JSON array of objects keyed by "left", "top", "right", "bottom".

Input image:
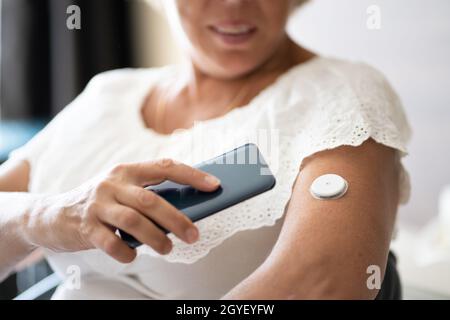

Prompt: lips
[
  {"left": 210, "top": 24, "right": 256, "bottom": 35},
  {"left": 208, "top": 22, "right": 257, "bottom": 46}
]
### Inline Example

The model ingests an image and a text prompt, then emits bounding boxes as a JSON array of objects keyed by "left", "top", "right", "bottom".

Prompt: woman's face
[{"left": 174, "top": 0, "right": 296, "bottom": 79}]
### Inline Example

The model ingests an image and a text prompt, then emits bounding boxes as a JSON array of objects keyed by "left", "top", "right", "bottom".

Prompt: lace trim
[
  {"left": 137, "top": 132, "right": 410, "bottom": 264},
  {"left": 136, "top": 61, "right": 411, "bottom": 264}
]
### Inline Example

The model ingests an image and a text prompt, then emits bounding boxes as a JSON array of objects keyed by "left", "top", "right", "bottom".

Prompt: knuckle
[
  {"left": 138, "top": 189, "right": 156, "bottom": 207},
  {"left": 111, "top": 163, "right": 128, "bottom": 175},
  {"left": 118, "top": 210, "right": 140, "bottom": 229},
  {"left": 96, "top": 180, "right": 114, "bottom": 194},
  {"left": 86, "top": 202, "right": 102, "bottom": 218},
  {"left": 155, "top": 158, "right": 176, "bottom": 169}
]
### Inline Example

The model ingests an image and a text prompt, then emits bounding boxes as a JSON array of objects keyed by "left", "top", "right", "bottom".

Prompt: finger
[
  {"left": 90, "top": 223, "right": 137, "bottom": 263},
  {"left": 97, "top": 204, "right": 173, "bottom": 255},
  {"left": 126, "top": 159, "right": 221, "bottom": 191},
  {"left": 115, "top": 184, "right": 199, "bottom": 244}
]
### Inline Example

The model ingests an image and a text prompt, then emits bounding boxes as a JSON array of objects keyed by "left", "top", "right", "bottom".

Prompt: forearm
[
  {"left": 222, "top": 249, "right": 381, "bottom": 300},
  {"left": 0, "top": 192, "right": 43, "bottom": 281}
]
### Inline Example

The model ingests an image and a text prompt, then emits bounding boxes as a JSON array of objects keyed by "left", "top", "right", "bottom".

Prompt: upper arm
[
  {"left": 224, "top": 62, "right": 410, "bottom": 300},
  {"left": 264, "top": 139, "right": 400, "bottom": 299},
  {"left": 0, "top": 159, "right": 30, "bottom": 192}
]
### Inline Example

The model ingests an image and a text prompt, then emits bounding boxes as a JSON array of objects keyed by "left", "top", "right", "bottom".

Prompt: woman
[{"left": 0, "top": 0, "right": 410, "bottom": 299}]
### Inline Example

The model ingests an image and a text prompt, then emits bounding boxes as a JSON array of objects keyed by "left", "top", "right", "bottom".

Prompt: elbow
[
  {"left": 293, "top": 279, "right": 379, "bottom": 300},
  {"left": 277, "top": 273, "right": 379, "bottom": 300},
  {"left": 261, "top": 254, "right": 381, "bottom": 300}
]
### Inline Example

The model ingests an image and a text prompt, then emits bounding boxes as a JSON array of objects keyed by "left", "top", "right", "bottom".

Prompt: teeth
[{"left": 215, "top": 25, "right": 252, "bottom": 35}]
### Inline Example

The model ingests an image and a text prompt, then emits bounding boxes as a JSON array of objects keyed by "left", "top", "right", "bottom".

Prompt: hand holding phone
[
  {"left": 25, "top": 154, "right": 222, "bottom": 265},
  {"left": 119, "top": 143, "right": 276, "bottom": 248}
]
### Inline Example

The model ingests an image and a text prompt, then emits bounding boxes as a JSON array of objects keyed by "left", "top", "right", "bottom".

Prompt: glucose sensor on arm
[{"left": 310, "top": 174, "right": 348, "bottom": 200}]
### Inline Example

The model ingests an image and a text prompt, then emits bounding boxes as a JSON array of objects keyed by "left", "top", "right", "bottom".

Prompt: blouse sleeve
[
  {"left": 289, "top": 60, "right": 412, "bottom": 204},
  {"left": 7, "top": 73, "right": 106, "bottom": 188}
]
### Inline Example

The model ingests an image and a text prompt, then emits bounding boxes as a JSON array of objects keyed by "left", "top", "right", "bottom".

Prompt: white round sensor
[{"left": 310, "top": 174, "right": 348, "bottom": 200}]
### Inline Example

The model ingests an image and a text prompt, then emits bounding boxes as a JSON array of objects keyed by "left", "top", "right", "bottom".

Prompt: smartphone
[{"left": 119, "top": 143, "right": 276, "bottom": 248}]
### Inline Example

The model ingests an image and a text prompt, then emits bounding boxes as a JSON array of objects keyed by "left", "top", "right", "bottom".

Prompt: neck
[{"left": 184, "top": 37, "right": 314, "bottom": 107}]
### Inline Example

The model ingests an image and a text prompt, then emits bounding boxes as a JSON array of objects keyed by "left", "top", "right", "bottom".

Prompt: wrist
[{"left": 21, "top": 194, "right": 53, "bottom": 250}]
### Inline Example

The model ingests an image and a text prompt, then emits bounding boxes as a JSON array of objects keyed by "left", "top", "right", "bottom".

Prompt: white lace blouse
[{"left": 9, "top": 56, "right": 412, "bottom": 299}]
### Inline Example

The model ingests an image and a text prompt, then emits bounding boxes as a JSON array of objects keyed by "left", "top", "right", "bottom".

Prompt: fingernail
[
  {"left": 204, "top": 175, "right": 221, "bottom": 187},
  {"left": 185, "top": 227, "right": 199, "bottom": 243}
]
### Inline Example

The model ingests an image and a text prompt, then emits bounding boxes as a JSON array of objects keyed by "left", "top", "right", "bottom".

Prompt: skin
[
  {"left": 223, "top": 140, "right": 400, "bottom": 299},
  {"left": 0, "top": 159, "right": 220, "bottom": 281},
  {"left": 143, "top": 0, "right": 315, "bottom": 134},
  {"left": 0, "top": 0, "right": 401, "bottom": 299}
]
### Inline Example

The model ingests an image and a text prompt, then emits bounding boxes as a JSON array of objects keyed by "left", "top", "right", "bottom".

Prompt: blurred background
[{"left": 1, "top": 0, "right": 449, "bottom": 299}]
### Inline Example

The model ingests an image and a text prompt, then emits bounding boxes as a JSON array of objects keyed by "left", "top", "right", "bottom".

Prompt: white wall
[
  {"left": 130, "top": 0, "right": 183, "bottom": 67},
  {"left": 289, "top": 0, "right": 450, "bottom": 228}
]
